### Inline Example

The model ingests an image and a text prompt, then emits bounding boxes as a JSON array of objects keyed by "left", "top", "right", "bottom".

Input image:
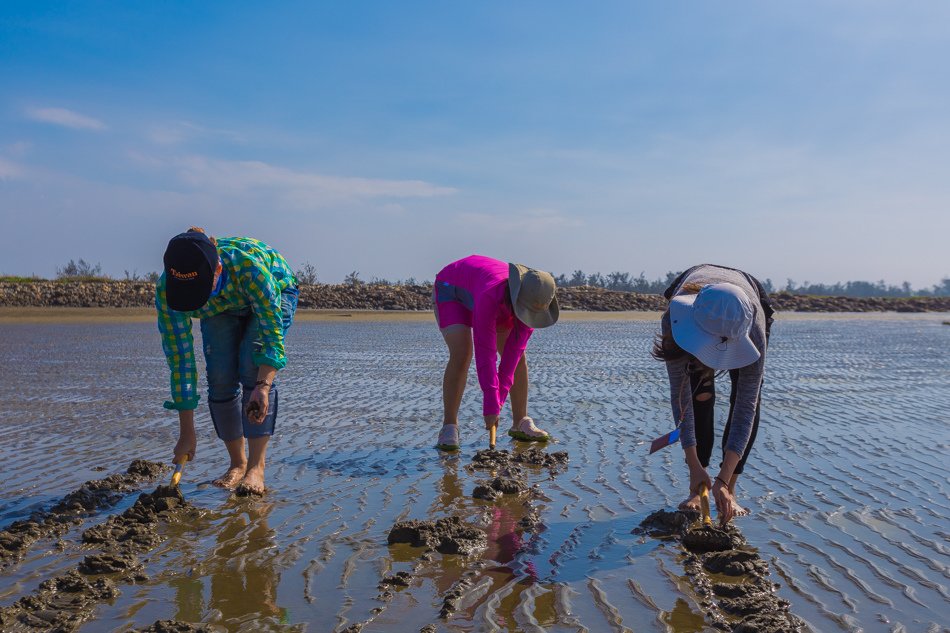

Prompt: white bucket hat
[
  {"left": 508, "top": 263, "right": 559, "bottom": 329},
  {"left": 669, "top": 282, "right": 760, "bottom": 370}
]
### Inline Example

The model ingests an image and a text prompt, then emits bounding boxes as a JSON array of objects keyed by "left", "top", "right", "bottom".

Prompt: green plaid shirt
[{"left": 155, "top": 237, "right": 297, "bottom": 411}]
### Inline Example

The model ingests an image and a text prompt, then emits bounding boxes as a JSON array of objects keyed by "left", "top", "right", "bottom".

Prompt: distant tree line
[
  {"left": 552, "top": 269, "right": 950, "bottom": 298},
  {"left": 779, "top": 277, "right": 950, "bottom": 298},
  {"left": 554, "top": 270, "right": 683, "bottom": 294}
]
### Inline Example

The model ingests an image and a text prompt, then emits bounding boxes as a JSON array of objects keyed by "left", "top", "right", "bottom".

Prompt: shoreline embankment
[{"left": 1, "top": 280, "right": 949, "bottom": 316}]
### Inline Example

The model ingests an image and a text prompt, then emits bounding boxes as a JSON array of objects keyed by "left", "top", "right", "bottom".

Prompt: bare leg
[
  {"left": 679, "top": 382, "right": 715, "bottom": 511},
  {"left": 441, "top": 325, "right": 472, "bottom": 426},
  {"left": 509, "top": 354, "right": 528, "bottom": 424},
  {"left": 729, "top": 473, "right": 750, "bottom": 516},
  {"left": 495, "top": 328, "right": 528, "bottom": 424},
  {"left": 239, "top": 436, "right": 269, "bottom": 495},
  {"left": 213, "top": 438, "right": 247, "bottom": 489},
  {"left": 678, "top": 494, "right": 702, "bottom": 511}
]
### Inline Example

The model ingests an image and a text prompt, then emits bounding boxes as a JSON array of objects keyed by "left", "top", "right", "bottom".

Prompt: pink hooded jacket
[{"left": 436, "top": 255, "right": 533, "bottom": 416}]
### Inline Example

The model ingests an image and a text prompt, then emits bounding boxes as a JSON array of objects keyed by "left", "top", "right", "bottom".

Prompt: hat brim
[
  {"left": 165, "top": 271, "right": 214, "bottom": 312},
  {"left": 509, "top": 262, "right": 560, "bottom": 329},
  {"left": 669, "top": 294, "right": 760, "bottom": 370}
]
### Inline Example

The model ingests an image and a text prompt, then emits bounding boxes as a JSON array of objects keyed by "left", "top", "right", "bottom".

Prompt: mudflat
[
  {"left": 0, "top": 317, "right": 947, "bottom": 631},
  {"left": 2, "top": 306, "right": 947, "bottom": 324}
]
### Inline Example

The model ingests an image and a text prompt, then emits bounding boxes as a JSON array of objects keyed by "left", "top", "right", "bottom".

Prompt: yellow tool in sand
[
  {"left": 699, "top": 482, "right": 712, "bottom": 526},
  {"left": 489, "top": 425, "right": 497, "bottom": 450},
  {"left": 170, "top": 456, "right": 188, "bottom": 487}
]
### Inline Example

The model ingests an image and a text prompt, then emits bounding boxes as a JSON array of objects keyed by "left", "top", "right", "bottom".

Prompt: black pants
[
  {"left": 688, "top": 367, "right": 761, "bottom": 476},
  {"left": 667, "top": 264, "right": 775, "bottom": 477},
  {"left": 689, "top": 317, "right": 772, "bottom": 476}
]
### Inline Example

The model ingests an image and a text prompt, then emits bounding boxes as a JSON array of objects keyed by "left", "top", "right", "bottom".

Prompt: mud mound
[
  {"left": 511, "top": 446, "right": 569, "bottom": 469},
  {"left": 387, "top": 517, "right": 487, "bottom": 556},
  {"left": 732, "top": 611, "right": 804, "bottom": 633},
  {"left": 472, "top": 485, "right": 501, "bottom": 501},
  {"left": 135, "top": 620, "right": 217, "bottom": 632},
  {"left": 469, "top": 447, "right": 568, "bottom": 473},
  {"left": 469, "top": 448, "right": 511, "bottom": 469},
  {"left": 0, "top": 460, "right": 169, "bottom": 569},
  {"left": 439, "top": 573, "right": 479, "bottom": 618},
  {"left": 703, "top": 549, "right": 770, "bottom": 576},
  {"left": 682, "top": 524, "right": 744, "bottom": 552},
  {"left": 634, "top": 508, "right": 695, "bottom": 537},
  {"left": 379, "top": 571, "right": 412, "bottom": 588},
  {"left": 0, "top": 570, "right": 117, "bottom": 630},
  {"left": 0, "top": 484, "right": 204, "bottom": 631},
  {"left": 637, "top": 510, "right": 804, "bottom": 632}
]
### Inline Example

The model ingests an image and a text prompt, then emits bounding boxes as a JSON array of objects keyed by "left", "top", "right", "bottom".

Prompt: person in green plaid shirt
[{"left": 157, "top": 227, "right": 299, "bottom": 495}]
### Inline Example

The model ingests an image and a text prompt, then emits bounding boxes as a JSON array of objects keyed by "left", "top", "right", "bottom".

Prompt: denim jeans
[{"left": 201, "top": 286, "right": 299, "bottom": 441}]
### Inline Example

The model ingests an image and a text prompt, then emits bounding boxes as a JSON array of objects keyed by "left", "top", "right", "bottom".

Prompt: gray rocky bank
[{"left": 3, "top": 280, "right": 949, "bottom": 312}]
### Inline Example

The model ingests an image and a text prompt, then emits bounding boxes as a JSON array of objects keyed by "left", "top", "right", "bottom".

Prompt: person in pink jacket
[{"left": 433, "top": 255, "right": 560, "bottom": 450}]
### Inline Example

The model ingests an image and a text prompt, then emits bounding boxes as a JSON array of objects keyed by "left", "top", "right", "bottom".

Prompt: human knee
[
  {"left": 448, "top": 343, "right": 473, "bottom": 366},
  {"left": 695, "top": 379, "right": 714, "bottom": 402},
  {"left": 207, "top": 378, "right": 241, "bottom": 402}
]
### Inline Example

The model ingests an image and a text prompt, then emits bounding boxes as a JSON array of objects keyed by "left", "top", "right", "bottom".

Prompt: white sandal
[
  {"left": 436, "top": 424, "right": 460, "bottom": 451},
  {"left": 507, "top": 416, "right": 550, "bottom": 442}
]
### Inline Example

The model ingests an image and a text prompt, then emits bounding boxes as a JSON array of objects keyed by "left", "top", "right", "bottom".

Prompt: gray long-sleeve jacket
[{"left": 662, "top": 265, "right": 768, "bottom": 456}]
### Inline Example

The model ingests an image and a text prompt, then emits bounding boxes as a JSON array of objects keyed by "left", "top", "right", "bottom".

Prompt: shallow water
[{"left": 1, "top": 315, "right": 948, "bottom": 632}]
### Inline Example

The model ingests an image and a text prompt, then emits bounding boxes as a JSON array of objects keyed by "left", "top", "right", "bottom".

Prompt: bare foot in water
[
  {"left": 237, "top": 466, "right": 266, "bottom": 496},
  {"left": 732, "top": 500, "right": 751, "bottom": 517},
  {"left": 679, "top": 494, "right": 701, "bottom": 511},
  {"left": 213, "top": 466, "right": 246, "bottom": 490}
]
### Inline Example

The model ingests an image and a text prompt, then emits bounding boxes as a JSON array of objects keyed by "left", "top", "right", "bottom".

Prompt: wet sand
[
  {"left": 0, "top": 315, "right": 947, "bottom": 631},
  {"left": 0, "top": 307, "right": 668, "bottom": 324},
  {"left": 4, "top": 306, "right": 948, "bottom": 324}
]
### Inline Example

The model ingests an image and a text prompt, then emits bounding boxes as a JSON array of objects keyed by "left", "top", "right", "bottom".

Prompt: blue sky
[{"left": 1, "top": 1, "right": 948, "bottom": 286}]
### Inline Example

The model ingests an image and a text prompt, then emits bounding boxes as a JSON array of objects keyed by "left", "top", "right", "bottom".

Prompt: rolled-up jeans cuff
[
  {"left": 209, "top": 395, "right": 244, "bottom": 442},
  {"left": 242, "top": 385, "right": 278, "bottom": 438}
]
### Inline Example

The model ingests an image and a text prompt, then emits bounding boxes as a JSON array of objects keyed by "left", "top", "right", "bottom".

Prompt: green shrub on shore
[{"left": 0, "top": 275, "right": 46, "bottom": 283}]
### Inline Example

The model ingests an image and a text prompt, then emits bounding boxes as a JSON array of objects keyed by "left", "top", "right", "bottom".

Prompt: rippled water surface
[{"left": 1, "top": 315, "right": 948, "bottom": 632}]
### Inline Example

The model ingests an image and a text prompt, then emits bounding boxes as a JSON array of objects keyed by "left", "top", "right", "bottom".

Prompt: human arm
[
  {"left": 472, "top": 289, "right": 503, "bottom": 417},
  {"left": 496, "top": 322, "right": 532, "bottom": 411},
  {"left": 245, "top": 364, "right": 277, "bottom": 424},
  {"left": 712, "top": 451, "right": 741, "bottom": 525},
  {"left": 173, "top": 409, "right": 196, "bottom": 463},
  {"left": 155, "top": 279, "right": 200, "bottom": 411}
]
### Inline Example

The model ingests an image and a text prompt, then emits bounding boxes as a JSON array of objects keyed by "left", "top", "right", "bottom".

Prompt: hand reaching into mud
[
  {"left": 688, "top": 464, "right": 713, "bottom": 500},
  {"left": 246, "top": 384, "right": 270, "bottom": 424},
  {"left": 712, "top": 479, "right": 736, "bottom": 526},
  {"left": 174, "top": 428, "right": 196, "bottom": 463}
]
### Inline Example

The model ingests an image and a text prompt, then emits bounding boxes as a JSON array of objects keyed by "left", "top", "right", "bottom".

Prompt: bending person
[
  {"left": 157, "top": 227, "right": 299, "bottom": 494},
  {"left": 434, "top": 255, "right": 559, "bottom": 451},
  {"left": 652, "top": 264, "right": 774, "bottom": 524}
]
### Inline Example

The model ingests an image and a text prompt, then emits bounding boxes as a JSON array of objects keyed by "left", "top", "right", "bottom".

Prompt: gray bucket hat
[
  {"left": 669, "top": 282, "right": 760, "bottom": 370},
  {"left": 508, "top": 263, "right": 559, "bottom": 329}
]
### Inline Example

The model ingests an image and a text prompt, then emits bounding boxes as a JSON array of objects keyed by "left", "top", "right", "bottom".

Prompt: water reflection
[{"left": 169, "top": 500, "right": 290, "bottom": 627}]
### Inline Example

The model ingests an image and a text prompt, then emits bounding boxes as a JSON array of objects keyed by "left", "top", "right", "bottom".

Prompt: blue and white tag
[{"left": 649, "top": 426, "right": 680, "bottom": 454}]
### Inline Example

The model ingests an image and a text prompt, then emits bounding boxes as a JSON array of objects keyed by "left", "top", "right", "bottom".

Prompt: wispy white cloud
[
  {"left": 458, "top": 208, "right": 583, "bottom": 231},
  {"left": 174, "top": 155, "right": 456, "bottom": 205},
  {"left": 147, "top": 121, "right": 245, "bottom": 146},
  {"left": 25, "top": 106, "right": 106, "bottom": 131}
]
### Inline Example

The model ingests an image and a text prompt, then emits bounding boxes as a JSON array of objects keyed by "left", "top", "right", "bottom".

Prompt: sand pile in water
[
  {"left": 635, "top": 509, "right": 805, "bottom": 633},
  {"left": 0, "top": 483, "right": 206, "bottom": 631},
  {"left": 0, "top": 460, "right": 169, "bottom": 570}
]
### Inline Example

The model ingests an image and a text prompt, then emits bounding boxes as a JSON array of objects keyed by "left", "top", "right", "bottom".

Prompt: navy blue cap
[{"left": 163, "top": 231, "right": 219, "bottom": 311}]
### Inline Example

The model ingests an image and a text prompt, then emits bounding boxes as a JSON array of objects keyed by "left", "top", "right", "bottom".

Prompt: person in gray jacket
[{"left": 652, "top": 264, "right": 774, "bottom": 525}]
